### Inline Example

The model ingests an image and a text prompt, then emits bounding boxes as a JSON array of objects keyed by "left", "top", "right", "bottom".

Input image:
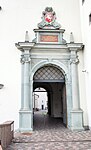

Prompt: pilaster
[
  {"left": 21, "top": 50, "right": 31, "bottom": 110},
  {"left": 68, "top": 45, "right": 84, "bottom": 130},
  {"left": 70, "top": 50, "right": 80, "bottom": 110},
  {"left": 16, "top": 42, "right": 34, "bottom": 132}
]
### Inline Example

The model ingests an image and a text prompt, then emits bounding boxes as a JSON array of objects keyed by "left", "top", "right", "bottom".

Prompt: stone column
[
  {"left": 19, "top": 49, "right": 33, "bottom": 132},
  {"left": 70, "top": 50, "right": 80, "bottom": 110},
  {"left": 20, "top": 52, "right": 24, "bottom": 110},
  {"left": 23, "top": 50, "right": 30, "bottom": 110},
  {"left": 15, "top": 41, "right": 35, "bottom": 132},
  {"left": 20, "top": 50, "right": 30, "bottom": 110},
  {"left": 70, "top": 49, "right": 83, "bottom": 130}
]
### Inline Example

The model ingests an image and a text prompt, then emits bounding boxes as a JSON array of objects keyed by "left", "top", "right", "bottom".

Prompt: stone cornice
[
  {"left": 67, "top": 43, "right": 84, "bottom": 51},
  {"left": 34, "top": 43, "right": 68, "bottom": 50},
  {"left": 15, "top": 42, "right": 68, "bottom": 50},
  {"left": 33, "top": 29, "right": 65, "bottom": 33},
  {"left": 15, "top": 42, "right": 84, "bottom": 52},
  {"left": 15, "top": 42, "right": 35, "bottom": 51}
]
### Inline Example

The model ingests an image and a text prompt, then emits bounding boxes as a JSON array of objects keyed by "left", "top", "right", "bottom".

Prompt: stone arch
[
  {"left": 33, "top": 65, "right": 65, "bottom": 81},
  {"left": 30, "top": 60, "right": 68, "bottom": 81},
  {"left": 32, "top": 60, "right": 69, "bottom": 126}
]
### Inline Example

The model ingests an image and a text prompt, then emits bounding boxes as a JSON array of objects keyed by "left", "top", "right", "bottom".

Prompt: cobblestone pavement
[{"left": 6, "top": 111, "right": 91, "bottom": 150}]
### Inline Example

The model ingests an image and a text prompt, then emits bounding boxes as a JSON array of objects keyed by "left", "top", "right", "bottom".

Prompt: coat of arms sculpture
[{"left": 38, "top": 7, "right": 61, "bottom": 29}]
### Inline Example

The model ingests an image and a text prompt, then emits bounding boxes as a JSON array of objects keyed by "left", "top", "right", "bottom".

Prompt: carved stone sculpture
[{"left": 38, "top": 7, "right": 61, "bottom": 29}]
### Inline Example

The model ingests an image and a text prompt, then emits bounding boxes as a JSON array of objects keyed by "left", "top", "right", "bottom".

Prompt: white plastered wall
[{"left": 79, "top": 0, "right": 91, "bottom": 128}]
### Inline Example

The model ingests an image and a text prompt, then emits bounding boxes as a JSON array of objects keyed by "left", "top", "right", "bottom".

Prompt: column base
[
  {"left": 70, "top": 109, "right": 84, "bottom": 131},
  {"left": 19, "top": 110, "right": 33, "bottom": 132}
]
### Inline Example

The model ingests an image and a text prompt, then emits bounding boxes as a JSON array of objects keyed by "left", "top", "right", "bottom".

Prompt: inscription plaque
[{"left": 40, "top": 35, "right": 58, "bottom": 42}]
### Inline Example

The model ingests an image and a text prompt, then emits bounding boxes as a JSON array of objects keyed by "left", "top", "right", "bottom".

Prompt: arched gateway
[
  {"left": 33, "top": 65, "right": 66, "bottom": 122},
  {"left": 16, "top": 7, "right": 84, "bottom": 132}
]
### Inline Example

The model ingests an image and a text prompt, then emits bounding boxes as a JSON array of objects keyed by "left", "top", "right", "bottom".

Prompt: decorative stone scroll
[
  {"left": 70, "top": 58, "right": 79, "bottom": 64},
  {"left": 20, "top": 55, "right": 31, "bottom": 64}
]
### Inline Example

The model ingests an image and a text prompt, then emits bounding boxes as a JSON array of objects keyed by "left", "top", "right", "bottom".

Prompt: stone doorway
[
  {"left": 33, "top": 65, "right": 67, "bottom": 128},
  {"left": 16, "top": 7, "right": 84, "bottom": 132}
]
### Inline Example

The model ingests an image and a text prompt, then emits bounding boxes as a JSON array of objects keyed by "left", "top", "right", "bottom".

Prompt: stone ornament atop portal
[
  {"left": 33, "top": 7, "right": 65, "bottom": 43},
  {"left": 38, "top": 7, "right": 61, "bottom": 29}
]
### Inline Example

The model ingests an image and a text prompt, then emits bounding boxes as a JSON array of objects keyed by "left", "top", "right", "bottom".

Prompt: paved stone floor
[{"left": 6, "top": 111, "right": 91, "bottom": 150}]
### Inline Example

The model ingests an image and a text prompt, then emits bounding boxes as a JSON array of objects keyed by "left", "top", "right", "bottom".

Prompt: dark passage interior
[
  {"left": 33, "top": 65, "right": 67, "bottom": 130},
  {"left": 33, "top": 82, "right": 67, "bottom": 130}
]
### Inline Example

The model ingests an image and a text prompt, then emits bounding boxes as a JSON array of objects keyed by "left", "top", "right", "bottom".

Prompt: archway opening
[
  {"left": 33, "top": 65, "right": 67, "bottom": 130},
  {"left": 33, "top": 87, "right": 48, "bottom": 112}
]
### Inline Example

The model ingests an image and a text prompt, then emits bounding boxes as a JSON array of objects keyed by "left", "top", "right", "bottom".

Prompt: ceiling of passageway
[
  {"left": 33, "top": 82, "right": 64, "bottom": 93},
  {"left": 33, "top": 82, "right": 52, "bottom": 92}
]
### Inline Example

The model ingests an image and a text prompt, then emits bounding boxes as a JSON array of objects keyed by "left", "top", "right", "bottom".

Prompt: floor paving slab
[{"left": 6, "top": 111, "right": 91, "bottom": 150}]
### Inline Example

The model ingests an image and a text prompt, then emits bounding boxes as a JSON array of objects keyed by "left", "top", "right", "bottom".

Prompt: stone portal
[{"left": 16, "top": 7, "right": 83, "bottom": 132}]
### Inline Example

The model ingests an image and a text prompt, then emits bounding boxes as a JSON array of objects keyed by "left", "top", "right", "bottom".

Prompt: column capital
[
  {"left": 20, "top": 54, "right": 31, "bottom": 64},
  {"left": 70, "top": 58, "right": 79, "bottom": 64}
]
